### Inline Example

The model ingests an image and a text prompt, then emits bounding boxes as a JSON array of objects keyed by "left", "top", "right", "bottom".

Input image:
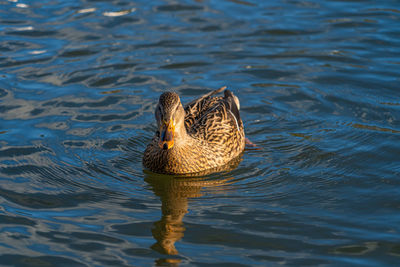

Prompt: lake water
[{"left": 0, "top": 0, "right": 400, "bottom": 266}]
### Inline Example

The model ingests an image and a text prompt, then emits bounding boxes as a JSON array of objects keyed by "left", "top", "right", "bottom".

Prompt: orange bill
[{"left": 159, "top": 119, "right": 175, "bottom": 150}]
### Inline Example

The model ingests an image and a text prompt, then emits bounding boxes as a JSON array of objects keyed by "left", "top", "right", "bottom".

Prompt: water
[{"left": 0, "top": 0, "right": 400, "bottom": 266}]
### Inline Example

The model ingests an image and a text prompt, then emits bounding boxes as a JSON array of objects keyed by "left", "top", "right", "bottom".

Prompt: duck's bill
[{"left": 159, "top": 120, "right": 175, "bottom": 150}]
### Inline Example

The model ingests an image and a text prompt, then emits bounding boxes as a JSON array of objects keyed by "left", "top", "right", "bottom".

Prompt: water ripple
[{"left": 0, "top": 0, "right": 399, "bottom": 265}]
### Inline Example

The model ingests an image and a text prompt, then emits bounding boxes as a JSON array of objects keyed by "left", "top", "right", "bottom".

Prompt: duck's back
[
  {"left": 184, "top": 95, "right": 223, "bottom": 130},
  {"left": 183, "top": 90, "right": 245, "bottom": 155}
]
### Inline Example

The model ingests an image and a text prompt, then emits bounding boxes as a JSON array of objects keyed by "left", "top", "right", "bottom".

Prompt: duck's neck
[{"left": 173, "top": 123, "right": 190, "bottom": 148}]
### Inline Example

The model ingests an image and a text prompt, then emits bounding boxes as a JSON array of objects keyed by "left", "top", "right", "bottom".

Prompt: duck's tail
[{"left": 224, "top": 89, "right": 241, "bottom": 127}]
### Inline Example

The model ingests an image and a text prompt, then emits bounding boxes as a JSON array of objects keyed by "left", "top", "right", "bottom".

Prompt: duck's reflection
[
  {"left": 144, "top": 157, "right": 241, "bottom": 256},
  {"left": 146, "top": 175, "right": 194, "bottom": 255}
]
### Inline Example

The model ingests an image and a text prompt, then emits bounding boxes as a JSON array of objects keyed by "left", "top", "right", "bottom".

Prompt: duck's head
[{"left": 155, "top": 92, "right": 186, "bottom": 150}]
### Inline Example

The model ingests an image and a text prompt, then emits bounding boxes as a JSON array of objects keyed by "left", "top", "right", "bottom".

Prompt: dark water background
[{"left": 1, "top": 0, "right": 400, "bottom": 266}]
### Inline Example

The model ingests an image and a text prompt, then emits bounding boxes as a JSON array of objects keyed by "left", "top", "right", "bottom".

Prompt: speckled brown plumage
[{"left": 143, "top": 86, "right": 245, "bottom": 175}]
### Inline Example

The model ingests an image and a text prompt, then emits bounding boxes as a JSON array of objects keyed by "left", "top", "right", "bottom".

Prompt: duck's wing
[
  {"left": 183, "top": 86, "right": 226, "bottom": 129},
  {"left": 185, "top": 88, "right": 244, "bottom": 146},
  {"left": 184, "top": 86, "right": 226, "bottom": 110}
]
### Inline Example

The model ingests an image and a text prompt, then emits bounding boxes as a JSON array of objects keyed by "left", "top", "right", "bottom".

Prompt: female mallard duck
[{"left": 143, "top": 86, "right": 245, "bottom": 174}]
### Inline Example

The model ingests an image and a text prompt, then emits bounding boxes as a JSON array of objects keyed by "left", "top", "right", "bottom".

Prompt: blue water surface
[{"left": 0, "top": 0, "right": 400, "bottom": 266}]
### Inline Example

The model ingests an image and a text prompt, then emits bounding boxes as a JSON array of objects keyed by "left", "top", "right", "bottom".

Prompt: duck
[{"left": 142, "top": 86, "right": 245, "bottom": 175}]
